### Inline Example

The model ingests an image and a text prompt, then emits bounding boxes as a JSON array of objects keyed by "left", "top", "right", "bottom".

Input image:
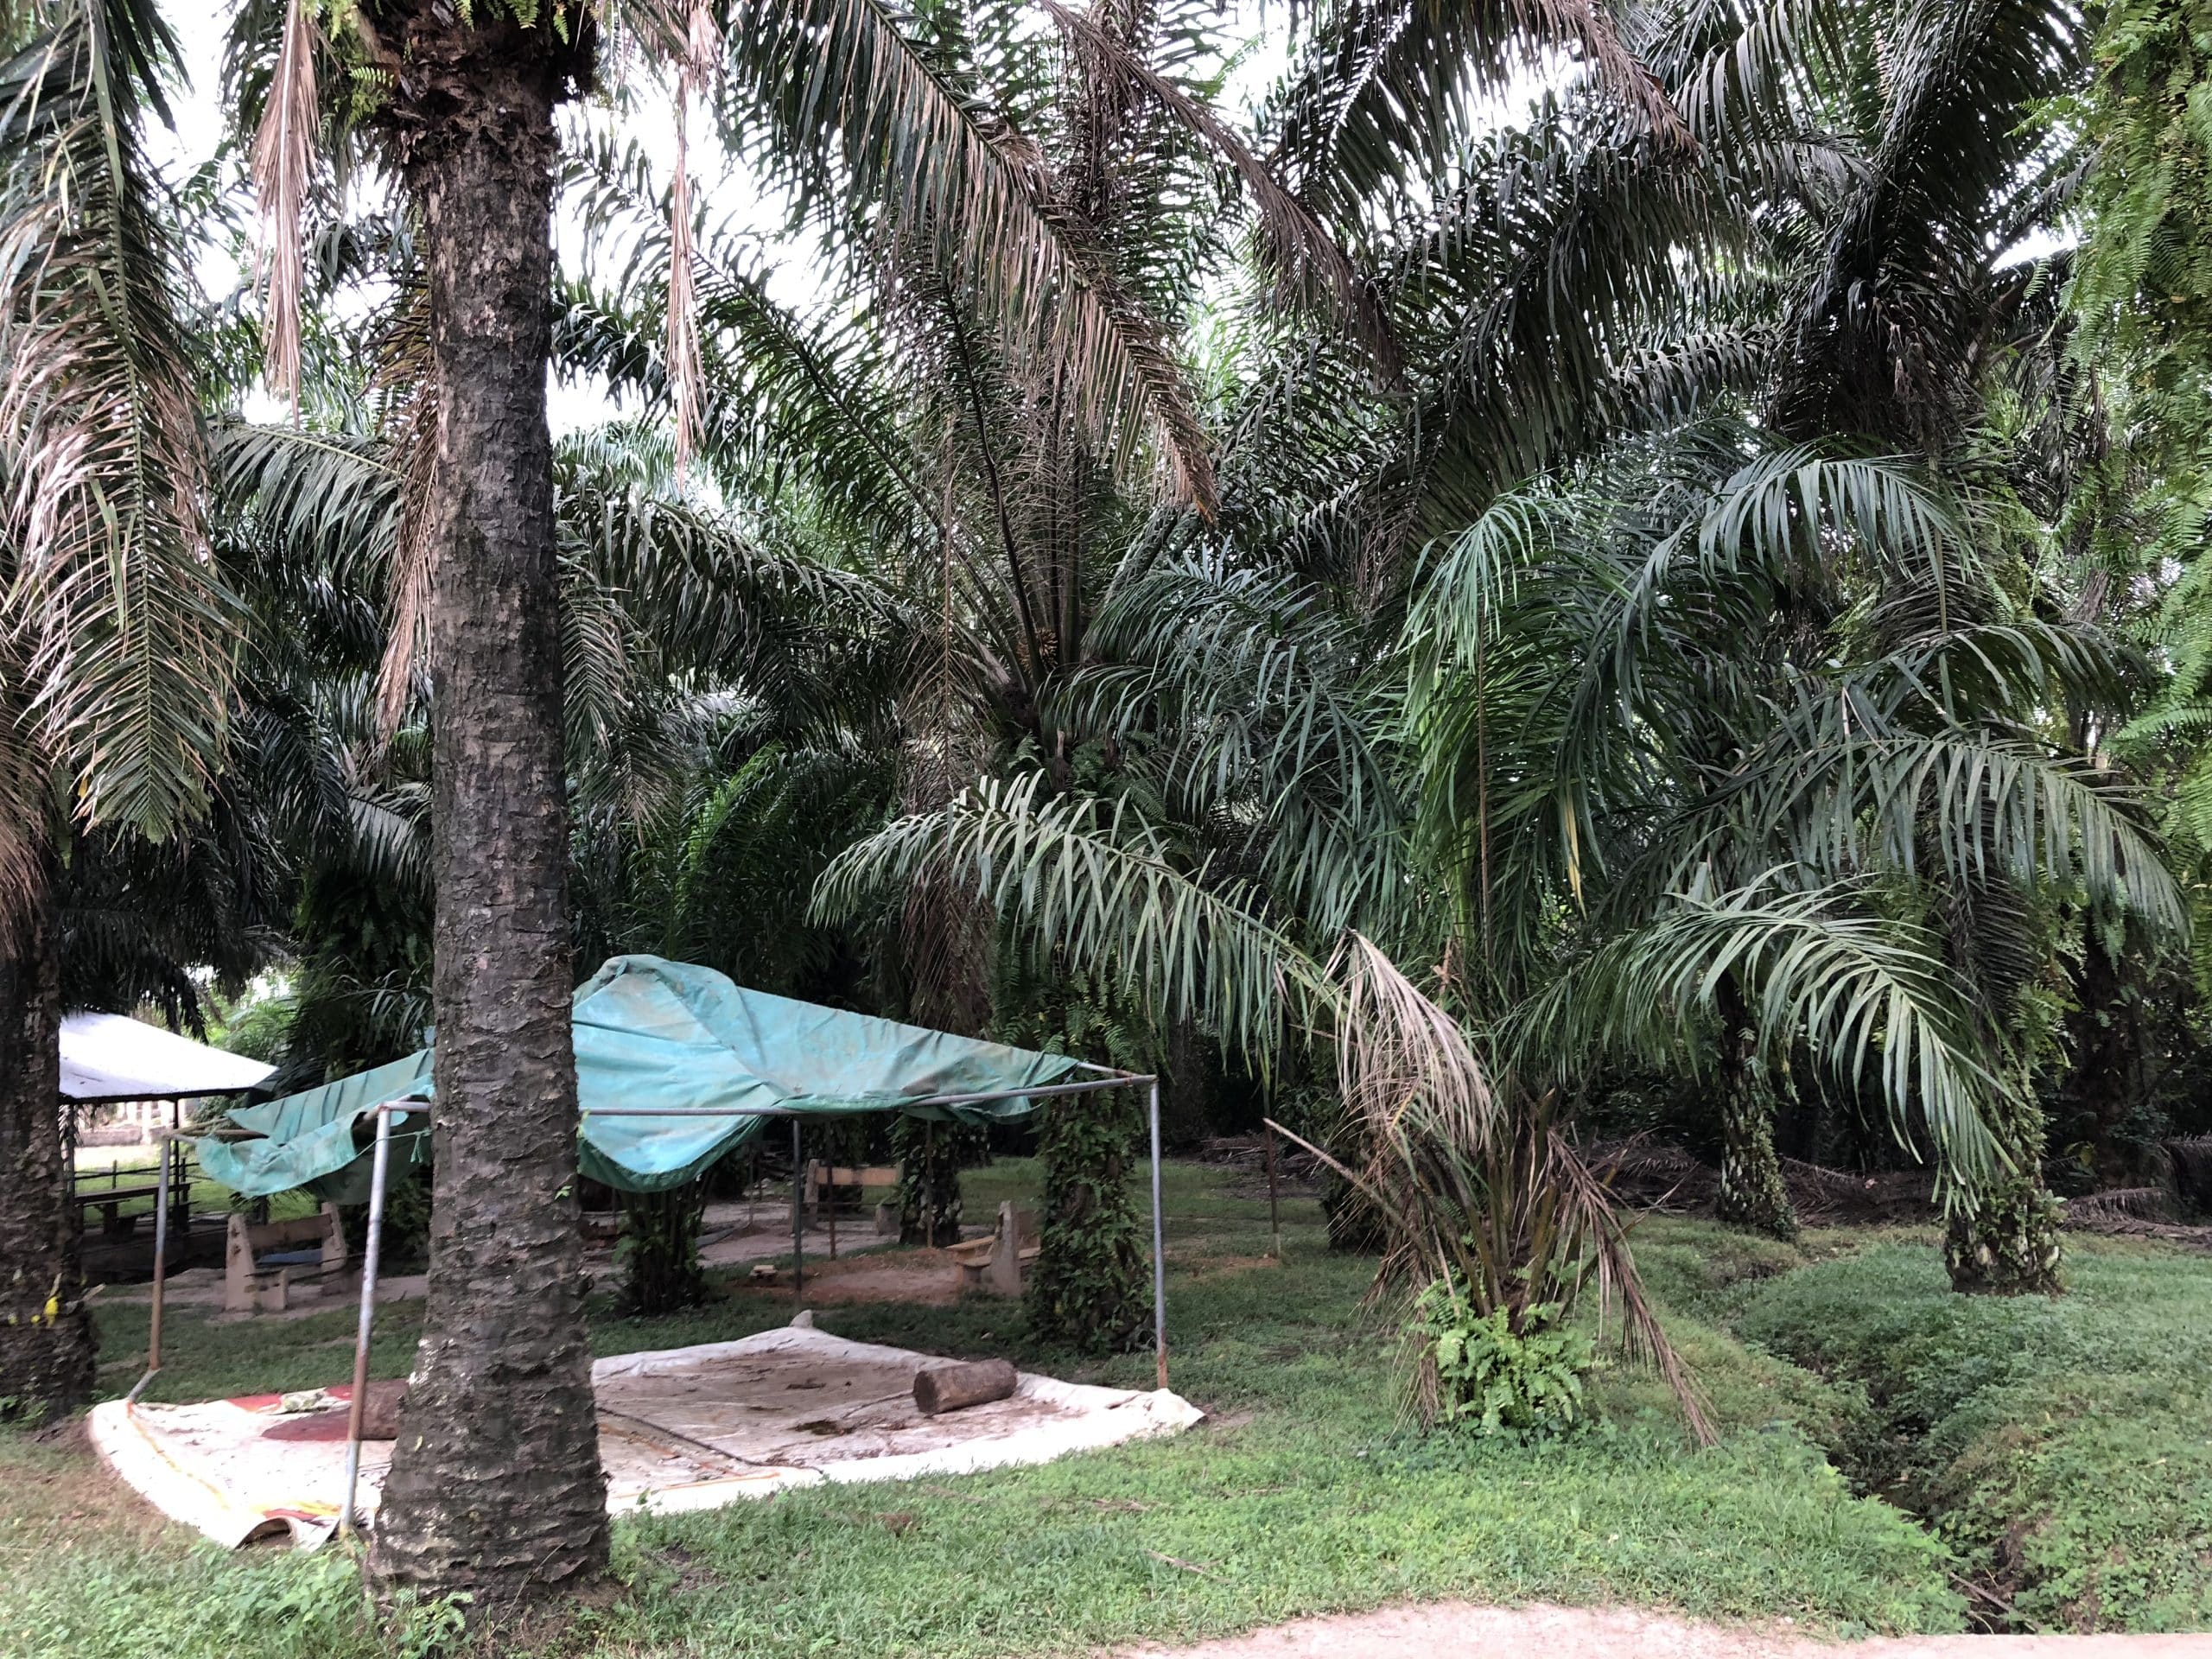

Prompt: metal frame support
[
  {"left": 339, "top": 1102, "right": 397, "bottom": 1539},
  {"left": 126, "top": 1140, "right": 175, "bottom": 1404},
  {"left": 1147, "top": 1078, "right": 1167, "bottom": 1391},
  {"left": 1264, "top": 1122, "right": 1281, "bottom": 1260},
  {"left": 790, "top": 1117, "right": 804, "bottom": 1304},
  {"left": 245, "top": 1065, "right": 1173, "bottom": 1541}
]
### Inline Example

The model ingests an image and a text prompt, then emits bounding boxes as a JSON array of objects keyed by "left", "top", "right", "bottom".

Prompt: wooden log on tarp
[{"left": 913, "top": 1358, "right": 1018, "bottom": 1414}]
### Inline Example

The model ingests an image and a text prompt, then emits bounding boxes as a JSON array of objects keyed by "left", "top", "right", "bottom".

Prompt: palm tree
[
  {"left": 222, "top": 0, "right": 1277, "bottom": 1594},
  {"left": 1408, "top": 419, "right": 2179, "bottom": 1270},
  {"left": 0, "top": 0, "right": 238, "bottom": 1418}
]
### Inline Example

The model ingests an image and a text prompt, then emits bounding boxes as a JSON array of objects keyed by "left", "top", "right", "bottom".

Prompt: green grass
[
  {"left": 4, "top": 1162, "right": 1977, "bottom": 1658},
  {"left": 1729, "top": 1234, "right": 2212, "bottom": 1632}
]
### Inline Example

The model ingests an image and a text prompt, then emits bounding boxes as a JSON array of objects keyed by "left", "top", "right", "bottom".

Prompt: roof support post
[
  {"left": 127, "top": 1138, "right": 175, "bottom": 1402},
  {"left": 1147, "top": 1077, "right": 1166, "bottom": 1391},
  {"left": 790, "top": 1117, "right": 804, "bottom": 1306},
  {"left": 340, "top": 1102, "right": 397, "bottom": 1538}
]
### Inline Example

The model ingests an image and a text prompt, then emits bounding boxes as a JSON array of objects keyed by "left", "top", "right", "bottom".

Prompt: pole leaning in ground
[
  {"left": 1264, "top": 1122, "right": 1281, "bottom": 1259},
  {"left": 339, "top": 1101, "right": 398, "bottom": 1538}
]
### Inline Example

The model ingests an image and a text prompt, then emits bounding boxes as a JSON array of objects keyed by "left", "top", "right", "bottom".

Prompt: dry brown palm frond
[
  {"left": 664, "top": 0, "right": 717, "bottom": 480},
  {"left": 666, "top": 91, "right": 703, "bottom": 479},
  {"left": 1332, "top": 931, "right": 1494, "bottom": 1149},
  {"left": 252, "top": 0, "right": 319, "bottom": 415},
  {"left": 1552, "top": 1129, "right": 1713, "bottom": 1443},
  {"left": 370, "top": 285, "right": 435, "bottom": 734},
  {"left": 1263, "top": 936, "right": 1713, "bottom": 1446}
]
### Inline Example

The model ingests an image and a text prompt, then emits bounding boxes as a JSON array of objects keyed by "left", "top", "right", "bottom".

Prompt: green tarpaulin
[{"left": 197, "top": 956, "right": 1087, "bottom": 1200}]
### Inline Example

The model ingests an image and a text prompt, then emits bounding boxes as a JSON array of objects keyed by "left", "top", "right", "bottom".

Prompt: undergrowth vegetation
[
  {"left": 1, "top": 1164, "right": 1976, "bottom": 1657},
  {"left": 1729, "top": 1236, "right": 2212, "bottom": 1632}
]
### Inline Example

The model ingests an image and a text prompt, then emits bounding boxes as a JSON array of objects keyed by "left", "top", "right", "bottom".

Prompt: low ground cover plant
[{"left": 1732, "top": 1236, "right": 2212, "bottom": 1630}]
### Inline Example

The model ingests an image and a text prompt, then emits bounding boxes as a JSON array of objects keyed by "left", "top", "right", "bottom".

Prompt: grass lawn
[{"left": 17, "top": 1157, "right": 2190, "bottom": 1659}]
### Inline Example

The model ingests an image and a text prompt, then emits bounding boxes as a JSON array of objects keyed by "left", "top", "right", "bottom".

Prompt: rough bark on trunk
[
  {"left": 367, "top": 13, "right": 607, "bottom": 1603},
  {"left": 0, "top": 865, "right": 95, "bottom": 1421},
  {"left": 1945, "top": 1089, "right": 2064, "bottom": 1294},
  {"left": 1713, "top": 981, "right": 1799, "bottom": 1242}
]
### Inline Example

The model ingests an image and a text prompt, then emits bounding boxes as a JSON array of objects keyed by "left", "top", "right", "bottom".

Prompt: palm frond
[
  {"left": 1510, "top": 880, "right": 2005, "bottom": 1189},
  {"left": 813, "top": 771, "right": 1332, "bottom": 1065},
  {"left": 0, "top": 0, "right": 236, "bottom": 842},
  {"left": 721, "top": 0, "right": 1218, "bottom": 512}
]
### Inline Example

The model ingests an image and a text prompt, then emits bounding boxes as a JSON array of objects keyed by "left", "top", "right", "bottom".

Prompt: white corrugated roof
[{"left": 58, "top": 1012, "right": 276, "bottom": 1102}]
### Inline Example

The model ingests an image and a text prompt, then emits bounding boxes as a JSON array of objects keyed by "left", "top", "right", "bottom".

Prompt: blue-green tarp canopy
[{"left": 199, "top": 956, "right": 1088, "bottom": 1201}]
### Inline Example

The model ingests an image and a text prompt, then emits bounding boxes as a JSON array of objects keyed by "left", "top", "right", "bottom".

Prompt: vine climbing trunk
[
  {"left": 1029, "top": 1091, "right": 1146, "bottom": 1351},
  {"left": 366, "top": 3, "right": 607, "bottom": 1605},
  {"left": 0, "top": 859, "right": 95, "bottom": 1420},
  {"left": 1945, "top": 1089, "right": 2064, "bottom": 1294},
  {"left": 617, "top": 1185, "right": 709, "bottom": 1316},
  {"left": 1713, "top": 979, "right": 1798, "bottom": 1241},
  {"left": 893, "top": 1116, "right": 963, "bottom": 1246}
]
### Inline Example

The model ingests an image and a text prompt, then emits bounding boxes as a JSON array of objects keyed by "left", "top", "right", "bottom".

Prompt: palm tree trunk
[
  {"left": 0, "top": 860, "right": 95, "bottom": 1420},
  {"left": 616, "top": 1185, "right": 709, "bottom": 1316},
  {"left": 367, "top": 13, "right": 607, "bottom": 1603},
  {"left": 1943, "top": 1090, "right": 2063, "bottom": 1294},
  {"left": 1029, "top": 1091, "right": 1146, "bottom": 1351},
  {"left": 1713, "top": 980, "right": 1799, "bottom": 1241},
  {"left": 893, "top": 1116, "right": 964, "bottom": 1247}
]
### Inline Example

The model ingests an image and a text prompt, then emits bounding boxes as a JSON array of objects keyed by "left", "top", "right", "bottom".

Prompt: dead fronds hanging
[
  {"left": 664, "top": 0, "right": 718, "bottom": 481},
  {"left": 371, "top": 284, "right": 435, "bottom": 735},
  {"left": 252, "top": 0, "right": 319, "bottom": 416},
  {"left": 1270, "top": 934, "right": 1714, "bottom": 1445}
]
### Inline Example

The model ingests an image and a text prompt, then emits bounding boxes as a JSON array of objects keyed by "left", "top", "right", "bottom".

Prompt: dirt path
[{"left": 1116, "top": 1602, "right": 2212, "bottom": 1657}]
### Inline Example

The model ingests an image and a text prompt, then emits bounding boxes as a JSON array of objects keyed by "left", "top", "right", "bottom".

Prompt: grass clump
[{"left": 1732, "top": 1234, "right": 2212, "bottom": 1631}]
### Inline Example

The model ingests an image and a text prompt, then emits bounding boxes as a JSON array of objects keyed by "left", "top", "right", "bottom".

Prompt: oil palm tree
[
  {"left": 219, "top": 0, "right": 1282, "bottom": 1595},
  {"left": 1408, "top": 420, "right": 2179, "bottom": 1268},
  {"left": 0, "top": 0, "right": 238, "bottom": 1418}
]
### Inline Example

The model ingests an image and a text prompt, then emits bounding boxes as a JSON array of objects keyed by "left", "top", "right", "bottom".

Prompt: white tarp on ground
[
  {"left": 60, "top": 1013, "right": 276, "bottom": 1102},
  {"left": 86, "top": 1320, "right": 1204, "bottom": 1548}
]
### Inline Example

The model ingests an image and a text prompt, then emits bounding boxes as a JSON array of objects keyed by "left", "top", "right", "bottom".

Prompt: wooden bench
[
  {"left": 75, "top": 1182, "right": 162, "bottom": 1236},
  {"left": 225, "top": 1205, "right": 347, "bottom": 1313},
  {"left": 947, "top": 1201, "right": 1040, "bottom": 1297}
]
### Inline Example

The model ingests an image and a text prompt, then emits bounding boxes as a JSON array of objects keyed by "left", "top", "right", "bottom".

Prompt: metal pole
[
  {"left": 1264, "top": 1121, "right": 1281, "bottom": 1260},
  {"left": 340, "top": 1104, "right": 397, "bottom": 1540},
  {"left": 140, "top": 1135, "right": 173, "bottom": 1390},
  {"left": 1147, "top": 1079, "right": 1167, "bottom": 1391},
  {"left": 790, "top": 1118, "right": 804, "bottom": 1304},
  {"left": 170, "top": 1100, "right": 186, "bottom": 1242}
]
